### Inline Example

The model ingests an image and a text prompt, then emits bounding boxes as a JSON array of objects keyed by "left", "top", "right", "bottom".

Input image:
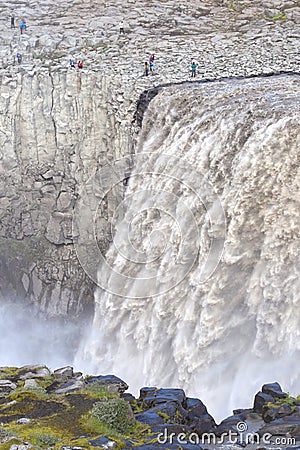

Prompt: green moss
[
  {"left": 157, "top": 411, "right": 170, "bottom": 421},
  {"left": 0, "top": 367, "right": 21, "bottom": 381},
  {"left": 9, "top": 386, "right": 48, "bottom": 402},
  {"left": 37, "top": 376, "right": 55, "bottom": 390},
  {"left": 0, "top": 438, "right": 21, "bottom": 449},
  {"left": 267, "top": 393, "right": 299, "bottom": 410},
  {"left": 80, "top": 417, "right": 126, "bottom": 448},
  {"left": 131, "top": 400, "right": 145, "bottom": 413},
  {"left": 80, "top": 382, "right": 119, "bottom": 400}
]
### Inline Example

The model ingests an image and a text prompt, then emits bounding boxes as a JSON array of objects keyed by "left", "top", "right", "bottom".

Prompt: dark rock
[
  {"left": 122, "top": 440, "right": 134, "bottom": 448},
  {"left": 262, "top": 382, "right": 287, "bottom": 400},
  {"left": 253, "top": 392, "right": 275, "bottom": 413},
  {"left": 139, "top": 388, "right": 186, "bottom": 408},
  {"left": 136, "top": 401, "right": 179, "bottom": 425},
  {"left": 53, "top": 366, "right": 74, "bottom": 381},
  {"left": 122, "top": 393, "right": 136, "bottom": 404},
  {"left": 85, "top": 375, "right": 128, "bottom": 393},
  {"left": 186, "top": 398, "right": 207, "bottom": 417},
  {"left": 258, "top": 415, "right": 300, "bottom": 436},
  {"left": 214, "top": 414, "right": 252, "bottom": 437},
  {"left": 233, "top": 408, "right": 252, "bottom": 415},
  {"left": 150, "top": 423, "right": 190, "bottom": 434},
  {"left": 134, "top": 87, "right": 162, "bottom": 127},
  {"left": 293, "top": 406, "right": 300, "bottom": 415},
  {"left": 183, "top": 398, "right": 215, "bottom": 435},
  {"left": 47, "top": 379, "right": 84, "bottom": 394},
  {"left": 262, "top": 404, "right": 293, "bottom": 423},
  {"left": 192, "top": 414, "right": 216, "bottom": 435},
  {"left": 185, "top": 397, "right": 216, "bottom": 433},
  {"left": 139, "top": 387, "right": 157, "bottom": 400}
]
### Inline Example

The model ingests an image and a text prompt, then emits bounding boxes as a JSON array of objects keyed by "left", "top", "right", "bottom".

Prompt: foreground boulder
[
  {"left": 262, "top": 382, "right": 287, "bottom": 400},
  {"left": 85, "top": 375, "right": 128, "bottom": 393}
]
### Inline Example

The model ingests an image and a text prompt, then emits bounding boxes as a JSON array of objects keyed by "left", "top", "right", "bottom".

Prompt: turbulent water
[{"left": 76, "top": 75, "right": 300, "bottom": 420}]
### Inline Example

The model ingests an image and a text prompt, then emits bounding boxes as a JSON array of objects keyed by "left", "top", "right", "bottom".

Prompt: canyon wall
[{"left": 0, "top": 71, "right": 138, "bottom": 317}]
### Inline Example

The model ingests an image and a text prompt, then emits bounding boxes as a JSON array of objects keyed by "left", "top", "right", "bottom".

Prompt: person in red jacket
[{"left": 77, "top": 61, "right": 83, "bottom": 69}]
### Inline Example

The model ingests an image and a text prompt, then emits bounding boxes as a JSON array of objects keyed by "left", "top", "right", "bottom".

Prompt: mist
[{"left": 0, "top": 301, "right": 80, "bottom": 370}]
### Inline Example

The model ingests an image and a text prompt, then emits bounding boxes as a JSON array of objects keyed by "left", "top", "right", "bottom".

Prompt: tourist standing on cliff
[
  {"left": 119, "top": 20, "right": 125, "bottom": 34},
  {"left": 144, "top": 61, "right": 149, "bottom": 77},
  {"left": 149, "top": 54, "right": 154, "bottom": 73},
  {"left": 20, "top": 19, "right": 27, "bottom": 34},
  {"left": 191, "top": 61, "right": 197, "bottom": 77},
  {"left": 16, "top": 53, "right": 22, "bottom": 64},
  {"left": 150, "top": 60, "right": 155, "bottom": 75},
  {"left": 11, "top": 15, "right": 15, "bottom": 29},
  {"left": 144, "top": 61, "right": 149, "bottom": 76}
]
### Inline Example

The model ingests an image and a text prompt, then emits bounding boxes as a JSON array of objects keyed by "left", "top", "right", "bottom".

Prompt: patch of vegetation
[
  {"left": 0, "top": 367, "right": 21, "bottom": 381},
  {"left": 0, "top": 438, "right": 21, "bottom": 450},
  {"left": 267, "top": 393, "right": 299, "bottom": 410},
  {"left": 131, "top": 399, "right": 145, "bottom": 413},
  {"left": 9, "top": 385, "right": 49, "bottom": 402},
  {"left": 0, "top": 426, "right": 15, "bottom": 438},
  {"left": 90, "top": 398, "right": 135, "bottom": 433},
  {"left": 16, "top": 424, "right": 68, "bottom": 448},
  {"left": 157, "top": 410, "right": 170, "bottom": 421},
  {"left": 32, "top": 431, "right": 61, "bottom": 446}
]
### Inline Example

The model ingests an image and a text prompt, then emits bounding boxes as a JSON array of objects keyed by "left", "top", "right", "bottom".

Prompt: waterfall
[{"left": 75, "top": 74, "right": 300, "bottom": 420}]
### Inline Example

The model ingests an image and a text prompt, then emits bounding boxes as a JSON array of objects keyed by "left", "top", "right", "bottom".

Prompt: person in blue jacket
[
  {"left": 20, "top": 19, "right": 27, "bottom": 34},
  {"left": 191, "top": 61, "right": 197, "bottom": 77}
]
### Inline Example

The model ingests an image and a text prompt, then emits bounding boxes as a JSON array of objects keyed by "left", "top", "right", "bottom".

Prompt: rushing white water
[{"left": 76, "top": 75, "right": 300, "bottom": 421}]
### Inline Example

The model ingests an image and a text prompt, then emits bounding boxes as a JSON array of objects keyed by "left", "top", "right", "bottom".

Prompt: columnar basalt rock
[{"left": 0, "top": 71, "right": 138, "bottom": 317}]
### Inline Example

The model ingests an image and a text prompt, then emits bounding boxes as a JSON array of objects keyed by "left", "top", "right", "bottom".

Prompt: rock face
[
  {"left": 0, "top": 0, "right": 299, "bottom": 319},
  {"left": 0, "top": 71, "right": 136, "bottom": 319}
]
